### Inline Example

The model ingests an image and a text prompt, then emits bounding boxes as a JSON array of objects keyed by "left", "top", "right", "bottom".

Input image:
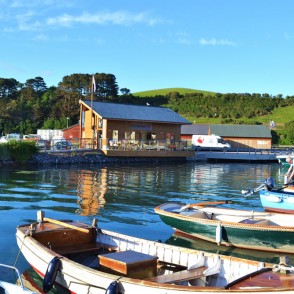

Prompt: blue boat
[
  {"left": 259, "top": 186, "right": 294, "bottom": 214},
  {"left": 242, "top": 178, "right": 294, "bottom": 214}
]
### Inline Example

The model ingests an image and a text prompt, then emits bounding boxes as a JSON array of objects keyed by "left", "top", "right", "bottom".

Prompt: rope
[{"left": 14, "top": 229, "right": 30, "bottom": 268}]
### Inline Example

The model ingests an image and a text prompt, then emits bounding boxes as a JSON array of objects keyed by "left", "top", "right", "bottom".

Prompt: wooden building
[
  {"left": 79, "top": 100, "right": 194, "bottom": 157},
  {"left": 63, "top": 124, "right": 80, "bottom": 140},
  {"left": 181, "top": 124, "right": 272, "bottom": 149}
]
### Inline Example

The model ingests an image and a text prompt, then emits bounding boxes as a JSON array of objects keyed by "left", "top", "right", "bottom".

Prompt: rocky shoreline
[{"left": 0, "top": 150, "right": 185, "bottom": 167}]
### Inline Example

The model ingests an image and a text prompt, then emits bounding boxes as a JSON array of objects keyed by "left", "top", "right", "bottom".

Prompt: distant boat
[
  {"left": 154, "top": 201, "right": 294, "bottom": 253},
  {"left": 16, "top": 210, "right": 294, "bottom": 294},
  {"left": 276, "top": 153, "right": 293, "bottom": 166},
  {"left": 242, "top": 177, "right": 294, "bottom": 214},
  {"left": 0, "top": 263, "right": 36, "bottom": 293}
]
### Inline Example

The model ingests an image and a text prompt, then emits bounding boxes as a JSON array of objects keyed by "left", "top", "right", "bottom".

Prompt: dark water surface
[{"left": 0, "top": 161, "right": 292, "bottom": 287}]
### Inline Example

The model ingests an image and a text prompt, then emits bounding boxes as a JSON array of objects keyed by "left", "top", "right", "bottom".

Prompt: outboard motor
[{"left": 264, "top": 177, "right": 275, "bottom": 191}]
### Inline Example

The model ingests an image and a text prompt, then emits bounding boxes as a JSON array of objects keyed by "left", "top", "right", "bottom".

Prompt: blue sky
[{"left": 1, "top": 0, "right": 294, "bottom": 96}]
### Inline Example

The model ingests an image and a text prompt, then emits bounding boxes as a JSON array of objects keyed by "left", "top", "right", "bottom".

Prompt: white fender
[{"left": 215, "top": 222, "right": 222, "bottom": 245}]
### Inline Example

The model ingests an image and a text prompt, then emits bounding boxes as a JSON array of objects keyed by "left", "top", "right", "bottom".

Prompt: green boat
[
  {"left": 154, "top": 201, "right": 294, "bottom": 254},
  {"left": 276, "top": 153, "right": 293, "bottom": 166}
]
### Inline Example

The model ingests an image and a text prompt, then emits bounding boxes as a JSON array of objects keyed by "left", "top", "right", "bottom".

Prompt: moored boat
[
  {"left": 259, "top": 186, "right": 294, "bottom": 213},
  {"left": 16, "top": 211, "right": 294, "bottom": 294},
  {"left": 0, "top": 263, "right": 37, "bottom": 293},
  {"left": 276, "top": 153, "right": 293, "bottom": 166},
  {"left": 242, "top": 177, "right": 294, "bottom": 213},
  {"left": 154, "top": 201, "right": 294, "bottom": 253}
]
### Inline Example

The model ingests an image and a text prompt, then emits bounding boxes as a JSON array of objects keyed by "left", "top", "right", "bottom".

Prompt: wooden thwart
[
  {"left": 43, "top": 217, "right": 90, "bottom": 233},
  {"left": 148, "top": 266, "right": 208, "bottom": 284},
  {"left": 55, "top": 242, "right": 117, "bottom": 255}
]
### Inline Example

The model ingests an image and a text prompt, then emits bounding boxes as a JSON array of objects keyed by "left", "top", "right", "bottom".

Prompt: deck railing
[{"left": 38, "top": 138, "right": 192, "bottom": 152}]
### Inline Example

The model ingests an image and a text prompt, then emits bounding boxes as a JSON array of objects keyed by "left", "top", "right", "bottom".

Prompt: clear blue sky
[{"left": 1, "top": 0, "right": 294, "bottom": 96}]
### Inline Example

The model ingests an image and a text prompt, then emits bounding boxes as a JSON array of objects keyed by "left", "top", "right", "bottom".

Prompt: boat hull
[
  {"left": 155, "top": 203, "right": 294, "bottom": 253},
  {"left": 16, "top": 221, "right": 294, "bottom": 294},
  {"left": 260, "top": 190, "right": 294, "bottom": 214}
]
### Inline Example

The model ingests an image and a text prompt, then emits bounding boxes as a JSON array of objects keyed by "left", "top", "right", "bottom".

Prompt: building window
[{"left": 113, "top": 130, "right": 118, "bottom": 142}]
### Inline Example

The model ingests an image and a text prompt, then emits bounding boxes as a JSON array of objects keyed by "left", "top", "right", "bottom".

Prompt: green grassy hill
[
  {"left": 133, "top": 87, "right": 293, "bottom": 129},
  {"left": 133, "top": 88, "right": 216, "bottom": 97},
  {"left": 184, "top": 105, "right": 294, "bottom": 128}
]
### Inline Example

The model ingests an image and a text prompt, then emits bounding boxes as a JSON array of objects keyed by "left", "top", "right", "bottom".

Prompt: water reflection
[
  {"left": 20, "top": 267, "right": 70, "bottom": 294},
  {"left": 0, "top": 162, "right": 290, "bottom": 277},
  {"left": 166, "top": 232, "right": 294, "bottom": 264},
  {"left": 76, "top": 168, "right": 107, "bottom": 215}
]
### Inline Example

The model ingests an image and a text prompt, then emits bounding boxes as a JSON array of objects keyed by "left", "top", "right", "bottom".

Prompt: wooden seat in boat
[
  {"left": 147, "top": 266, "right": 208, "bottom": 284},
  {"left": 99, "top": 250, "right": 158, "bottom": 279},
  {"left": 148, "top": 255, "right": 221, "bottom": 284},
  {"left": 55, "top": 242, "right": 117, "bottom": 255}
]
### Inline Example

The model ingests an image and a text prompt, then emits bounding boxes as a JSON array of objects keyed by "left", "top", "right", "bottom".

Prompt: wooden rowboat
[
  {"left": 16, "top": 211, "right": 294, "bottom": 293},
  {"left": 154, "top": 201, "right": 294, "bottom": 253}
]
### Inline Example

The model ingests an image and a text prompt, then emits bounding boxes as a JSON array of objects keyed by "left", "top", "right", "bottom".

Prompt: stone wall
[{"left": 0, "top": 150, "right": 186, "bottom": 167}]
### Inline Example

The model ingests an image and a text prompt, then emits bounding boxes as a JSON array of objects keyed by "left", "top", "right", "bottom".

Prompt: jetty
[{"left": 188, "top": 148, "right": 282, "bottom": 163}]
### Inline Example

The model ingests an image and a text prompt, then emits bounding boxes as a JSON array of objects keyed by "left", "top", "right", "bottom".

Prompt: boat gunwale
[{"left": 154, "top": 203, "right": 294, "bottom": 232}]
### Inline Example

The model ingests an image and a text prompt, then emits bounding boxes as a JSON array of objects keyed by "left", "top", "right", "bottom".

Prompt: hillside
[
  {"left": 133, "top": 88, "right": 216, "bottom": 97},
  {"left": 133, "top": 88, "right": 293, "bottom": 129}
]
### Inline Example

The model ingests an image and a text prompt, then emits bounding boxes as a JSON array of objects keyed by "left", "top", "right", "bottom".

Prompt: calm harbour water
[{"left": 0, "top": 161, "right": 292, "bottom": 289}]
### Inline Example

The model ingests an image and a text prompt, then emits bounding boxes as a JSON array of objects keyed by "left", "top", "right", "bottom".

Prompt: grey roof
[
  {"left": 181, "top": 124, "right": 209, "bottom": 135},
  {"left": 82, "top": 100, "right": 191, "bottom": 124},
  {"left": 210, "top": 124, "right": 272, "bottom": 138}
]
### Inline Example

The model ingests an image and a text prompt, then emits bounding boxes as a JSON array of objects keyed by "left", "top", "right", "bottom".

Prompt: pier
[{"left": 188, "top": 148, "right": 285, "bottom": 163}]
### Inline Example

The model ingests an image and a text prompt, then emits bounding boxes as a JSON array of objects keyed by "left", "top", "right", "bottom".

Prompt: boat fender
[
  {"left": 216, "top": 223, "right": 222, "bottom": 245},
  {"left": 43, "top": 256, "right": 62, "bottom": 293},
  {"left": 105, "top": 280, "right": 120, "bottom": 294}
]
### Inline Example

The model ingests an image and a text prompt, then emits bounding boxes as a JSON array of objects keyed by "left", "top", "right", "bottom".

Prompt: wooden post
[{"left": 37, "top": 211, "right": 44, "bottom": 222}]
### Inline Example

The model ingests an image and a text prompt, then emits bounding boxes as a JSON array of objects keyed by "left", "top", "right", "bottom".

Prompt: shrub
[
  {"left": 0, "top": 144, "right": 11, "bottom": 160},
  {"left": 6, "top": 140, "right": 38, "bottom": 163}
]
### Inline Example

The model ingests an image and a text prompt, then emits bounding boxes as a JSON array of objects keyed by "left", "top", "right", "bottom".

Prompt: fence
[{"left": 37, "top": 138, "right": 192, "bottom": 152}]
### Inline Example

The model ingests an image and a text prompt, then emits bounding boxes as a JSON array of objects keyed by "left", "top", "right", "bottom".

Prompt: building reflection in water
[{"left": 76, "top": 168, "right": 107, "bottom": 216}]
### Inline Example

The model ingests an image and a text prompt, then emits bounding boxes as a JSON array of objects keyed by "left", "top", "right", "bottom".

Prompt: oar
[
  {"left": 43, "top": 217, "right": 90, "bottom": 233},
  {"left": 189, "top": 200, "right": 232, "bottom": 207}
]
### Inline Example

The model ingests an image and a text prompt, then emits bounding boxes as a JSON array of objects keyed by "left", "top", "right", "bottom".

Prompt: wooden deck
[{"left": 226, "top": 268, "right": 294, "bottom": 289}]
